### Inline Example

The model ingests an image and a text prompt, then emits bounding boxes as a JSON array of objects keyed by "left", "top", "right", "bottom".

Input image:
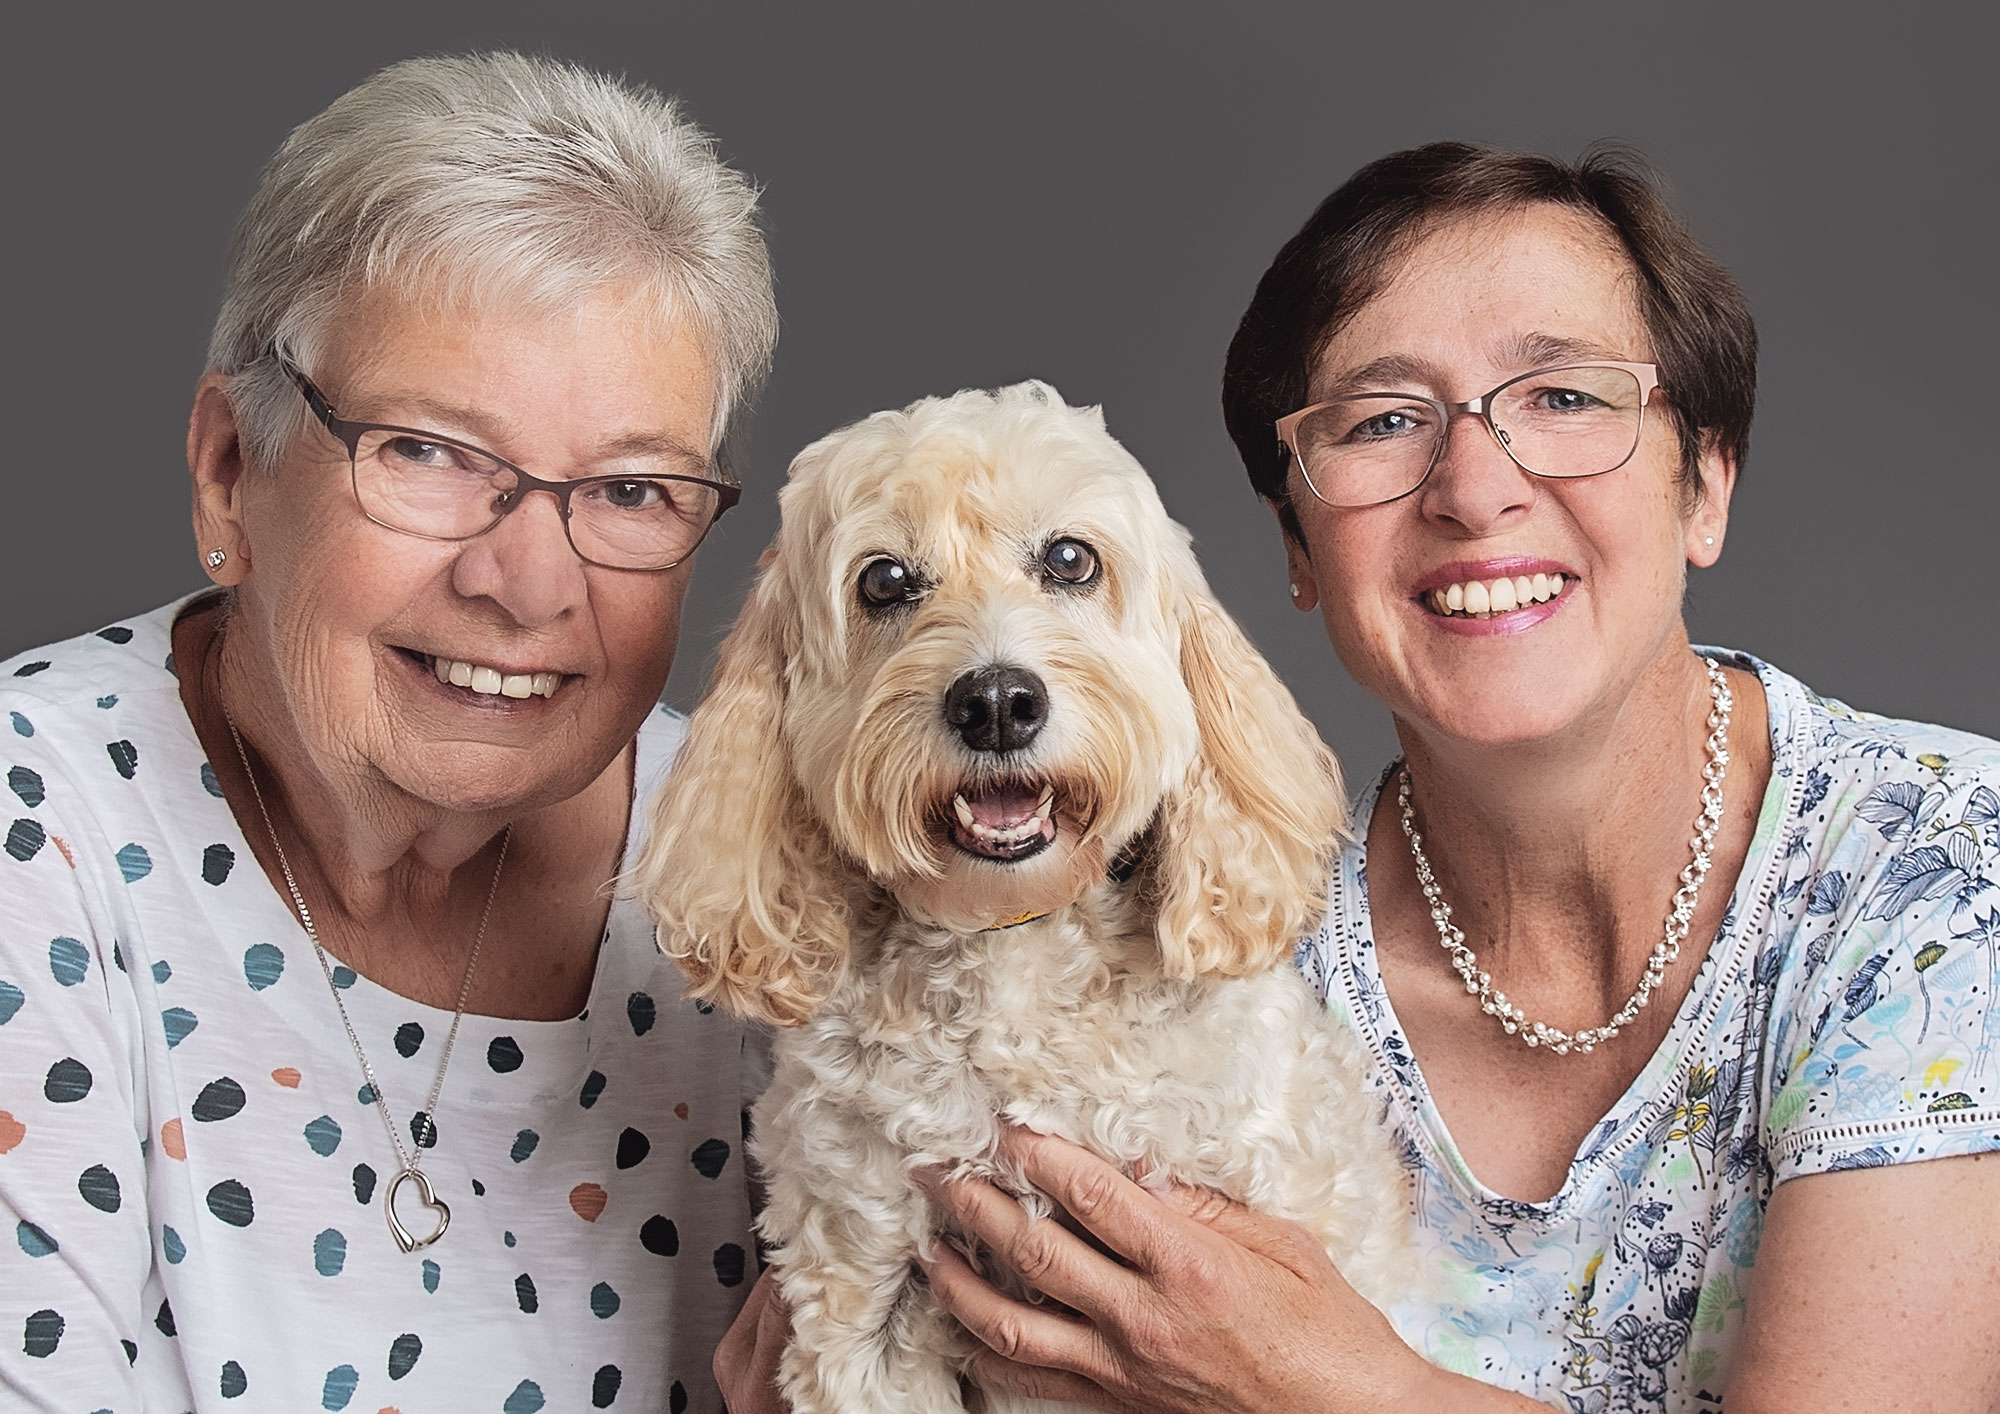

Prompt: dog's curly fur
[{"left": 635, "top": 383, "right": 1416, "bottom": 1413}]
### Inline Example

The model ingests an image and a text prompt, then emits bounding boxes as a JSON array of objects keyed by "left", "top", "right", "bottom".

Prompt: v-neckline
[{"left": 1322, "top": 652, "right": 1804, "bottom": 1220}]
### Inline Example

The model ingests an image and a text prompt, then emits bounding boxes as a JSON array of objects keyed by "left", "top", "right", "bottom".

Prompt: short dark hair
[{"left": 1221, "top": 142, "right": 1758, "bottom": 541}]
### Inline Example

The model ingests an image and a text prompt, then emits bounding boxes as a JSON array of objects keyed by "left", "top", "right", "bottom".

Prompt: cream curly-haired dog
[{"left": 635, "top": 383, "right": 1415, "bottom": 1413}]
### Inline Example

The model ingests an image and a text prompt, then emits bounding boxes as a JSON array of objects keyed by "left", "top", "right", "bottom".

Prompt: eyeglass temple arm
[{"left": 274, "top": 355, "right": 339, "bottom": 427}]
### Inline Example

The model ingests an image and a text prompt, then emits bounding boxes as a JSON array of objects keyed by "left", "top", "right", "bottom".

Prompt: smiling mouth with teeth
[
  {"left": 425, "top": 654, "right": 563, "bottom": 700},
  {"left": 947, "top": 781, "right": 1058, "bottom": 862},
  {"left": 1427, "top": 571, "right": 1568, "bottom": 619}
]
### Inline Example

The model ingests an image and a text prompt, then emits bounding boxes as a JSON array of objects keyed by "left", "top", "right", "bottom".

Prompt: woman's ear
[
  {"left": 1264, "top": 494, "right": 1321, "bottom": 611},
  {"left": 188, "top": 374, "right": 253, "bottom": 585},
  {"left": 632, "top": 545, "right": 854, "bottom": 1027},
  {"left": 1685, "top": 434, "right": 1739, "bottom": 569},
  {"left": 1282, "top": 531, "right": 1320, "bottom": 611},
  {"left": 1147, "top": 559, "right": 1345, "bottom": 978}
]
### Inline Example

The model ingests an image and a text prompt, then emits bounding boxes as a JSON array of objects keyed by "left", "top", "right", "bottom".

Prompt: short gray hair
[{"left": 209, "top": 51, "right": 778, "bottom": 476}]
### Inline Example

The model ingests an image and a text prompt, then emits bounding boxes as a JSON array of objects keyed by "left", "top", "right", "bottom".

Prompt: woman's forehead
[
  {"left": 324, "top": 280, "right": 693, "bottom": 372},
  {"left": 311, "top": 287, "right": 717, "bottom": 449},
  {"left": 1314, "top": 204, "right": 1649, "bottom": 391}
]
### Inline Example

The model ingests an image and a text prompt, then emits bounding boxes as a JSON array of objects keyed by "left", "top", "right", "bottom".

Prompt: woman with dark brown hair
[{"left": 906, "top": 143, "right": 2000, "bottom": 1412}]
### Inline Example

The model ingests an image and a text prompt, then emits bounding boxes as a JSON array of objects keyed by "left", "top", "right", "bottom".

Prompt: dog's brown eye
[
  {"left": 858, "top": 557, "right": 919, "bottom": 608},
  {"left": 1042, "top": 538, "right": 1099, "bottom": 587}
]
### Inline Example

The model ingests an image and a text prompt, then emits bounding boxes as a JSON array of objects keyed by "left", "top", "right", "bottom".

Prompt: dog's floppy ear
[
  {"left": 634, "top": 547, "right": 853, "bottom": 1027},
  {"left": 1150, "top": 563, "right": 1345, "bottom": 977}
]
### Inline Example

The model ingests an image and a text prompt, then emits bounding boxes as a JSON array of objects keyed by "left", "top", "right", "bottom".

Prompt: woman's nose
[
  {"left": 1418, "top": 410, "right": 1535, "bottom": 533},
  {"left": 450, "top": 489, "right": 590, "bottom": 627}
]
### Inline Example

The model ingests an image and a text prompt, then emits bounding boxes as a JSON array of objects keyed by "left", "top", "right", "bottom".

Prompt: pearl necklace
[{"left": 1396, "top": 656, "right": 1732, "bottom": 1056}]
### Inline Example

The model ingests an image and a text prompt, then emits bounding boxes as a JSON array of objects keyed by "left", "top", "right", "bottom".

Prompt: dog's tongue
[{"left": 963, "top": 782, "right": 1042, "bottom": 829}]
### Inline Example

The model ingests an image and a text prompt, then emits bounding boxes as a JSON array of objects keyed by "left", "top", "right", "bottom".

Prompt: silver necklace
[
  {"left": 1397, "top": 656, "right": 1732, "bottom": 1056},
  {"left": 226, "top": 716, "right": 509, "bottom": 1251}
]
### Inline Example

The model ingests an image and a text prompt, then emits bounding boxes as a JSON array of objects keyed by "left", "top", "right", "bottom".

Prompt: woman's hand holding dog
[
  {"left": 713, "top": 1270, "right": 791, "bottom": 1413},
  {"left": 918, "top": 1127, "right": 1550, "bottom": 1413}
]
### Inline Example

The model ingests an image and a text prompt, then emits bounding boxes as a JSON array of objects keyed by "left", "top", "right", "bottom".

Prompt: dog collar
[
  {"left": 980, "top": 830, "right": 1151, "bottom": 932},
  {"left": 985, "top": 909, "right": 1051, "bottom": 931}
]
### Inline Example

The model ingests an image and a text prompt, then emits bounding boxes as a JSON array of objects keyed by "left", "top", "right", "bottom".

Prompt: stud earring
[
  {"left": 205, "top": 548, "right": 227, "bottom": 569},
  {"left": 1703, "top": 537, "right": 1715, "bottom": 547},
  {"left": 1289, "top": 582, "right": 1301, "bottom": 598}
]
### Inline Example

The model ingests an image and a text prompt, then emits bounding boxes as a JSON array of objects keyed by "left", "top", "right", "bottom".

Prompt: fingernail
[{"left": 910, "top": 1166, "right": 940, "bottom": 1194}]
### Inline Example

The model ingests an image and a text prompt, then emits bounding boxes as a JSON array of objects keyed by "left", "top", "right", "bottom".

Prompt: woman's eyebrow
[
  {"left": 595, "top": 432, "right": 714, "bottom": 474},
  {"left": 1312, "top": 354, "right": 1438, "bottom": 400},
  {"left": 1503, "top": 331, "right": 1628, "bottom": 368},
  {"left": 1311, "top": 335, "right": 1633, "bottom": 404},
  {"left": 352, "top": 394, "right": 711, "bottom": 472},
  {"left": 369, "top": 394, "right": 516, "bottom": 446}
]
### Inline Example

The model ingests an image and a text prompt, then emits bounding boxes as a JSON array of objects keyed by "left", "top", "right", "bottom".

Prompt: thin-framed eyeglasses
[
  {"left": 1275, "top": 361, "right": 1662, "bottom": 509},
  {"left": 280, "top": 360, "right": 741, "bottom": 571}
]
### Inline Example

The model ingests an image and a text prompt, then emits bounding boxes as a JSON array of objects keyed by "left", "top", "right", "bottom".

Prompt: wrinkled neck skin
[
  {"left": 174, "top": 598, "right": 626, "bottom": 980},
  {"left": 189, "top": 604, "right": 506, "bottom": 900},
  {"left": 1386, "top": 636, "right": 1770, "bottom": 986}
]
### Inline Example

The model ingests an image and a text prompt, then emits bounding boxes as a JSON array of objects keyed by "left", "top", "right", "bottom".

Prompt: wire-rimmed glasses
[
  {"left": 282, "top": 361, "right": 741, "bottom": 570},
  {"left": 1275, "top": 361, "right": 1661, "bottom": 509}
]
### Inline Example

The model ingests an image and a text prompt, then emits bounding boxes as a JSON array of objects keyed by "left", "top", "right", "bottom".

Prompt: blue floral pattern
[{"left": 1298, "top": 651, "right": 2000, "bottom": 1411}]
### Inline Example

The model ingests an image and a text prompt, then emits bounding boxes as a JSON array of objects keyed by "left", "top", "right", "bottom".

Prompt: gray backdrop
[{"left": 8, "top": 2, "right": 1995, "bottom": 771}]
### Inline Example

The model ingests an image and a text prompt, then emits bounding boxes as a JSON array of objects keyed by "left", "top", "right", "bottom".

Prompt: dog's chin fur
[
  {"left": 891, "top": 817, "right": 1109, "bottom": 934},
  {"left": 635, "top": 382, "right": 1419, "bottom": 1413}
]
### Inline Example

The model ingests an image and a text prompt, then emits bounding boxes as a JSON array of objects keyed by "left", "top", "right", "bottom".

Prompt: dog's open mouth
[{"left": 947, "top": 781, "right": 1057, "bottom": 863}]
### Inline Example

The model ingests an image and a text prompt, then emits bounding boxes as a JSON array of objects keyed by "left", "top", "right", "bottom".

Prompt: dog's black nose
[{"left": 944, "top": 666, "right": 1049, "bottom": 754}]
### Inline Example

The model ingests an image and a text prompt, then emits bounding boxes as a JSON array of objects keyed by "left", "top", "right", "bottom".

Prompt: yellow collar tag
[{"left": 986, "top": 909, "right": 1050, "bottom": 931}]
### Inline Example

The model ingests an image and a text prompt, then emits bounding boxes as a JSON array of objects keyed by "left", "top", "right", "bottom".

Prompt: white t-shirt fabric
[
  {"left": 1, "top": 599, "right": 767, "bottom": 1414},
  {"left": 1298, "top": 650, "right": 2000, "bottom": 1412}
]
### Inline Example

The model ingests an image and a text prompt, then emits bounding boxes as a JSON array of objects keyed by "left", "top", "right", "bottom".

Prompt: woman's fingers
[
  {"left": 920, "top": 1231, "right": 1114, "bottom": 1384},
  {"left": 712, "top": 1269, "right": 790, "bottom": 1413},
  {"left": 711, "top": 1276, "right": 759, "bottom": 1372},
  {"left": 966, "top": 1346, "right": 1122, "bottom": 1410},
  {"left": 1144, "top": 1176, "right": 1334, "bottom": 1281},
  {"left": 1001, "top": 1127, "right": 1332, "bottom": 1286},
  {"left": 920, "top": 1162, "right": 1145, "bottom": 1323},
  {"left": 994, "top": 1125, "right": 1225, "bottom": 1279},
  {"left": 919, "top": 1132, "right": 1440, "bottom": 1414}
]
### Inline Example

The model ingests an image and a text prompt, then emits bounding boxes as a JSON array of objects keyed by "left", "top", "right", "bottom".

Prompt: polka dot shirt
[{"left": 0, "top": 599, "right": 768, "bottom": 1413}]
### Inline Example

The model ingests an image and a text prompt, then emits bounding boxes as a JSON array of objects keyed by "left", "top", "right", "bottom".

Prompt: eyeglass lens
[
  {"left": 348, "top": 430, "right": 722, "bottom": 569},
  {"left": 1292, "top": 365, "right": 1647, "bottom": 508}
]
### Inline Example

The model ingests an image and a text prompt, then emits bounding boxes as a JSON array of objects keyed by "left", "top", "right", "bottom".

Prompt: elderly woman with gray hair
[{"left": 0, "top": 53, "right": 775, "bottom": 1412}]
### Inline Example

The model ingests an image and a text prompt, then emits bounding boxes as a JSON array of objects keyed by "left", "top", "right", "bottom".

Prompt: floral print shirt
[{"left": 1297, "top": 651, "right": 2000, "bottom": 1413}]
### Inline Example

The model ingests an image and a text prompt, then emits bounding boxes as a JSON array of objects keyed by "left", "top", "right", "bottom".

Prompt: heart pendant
[{"left": 384, "top": 1166, "right": 451, "bottom": 1253}]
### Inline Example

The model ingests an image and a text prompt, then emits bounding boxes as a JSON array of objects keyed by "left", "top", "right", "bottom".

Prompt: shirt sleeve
[
  {"left": 0, "top": 748, "right": 155, "bottom": 1411},
  {"left": 1764, "top": 765, "right": 2000, "bottom": 1182}
]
